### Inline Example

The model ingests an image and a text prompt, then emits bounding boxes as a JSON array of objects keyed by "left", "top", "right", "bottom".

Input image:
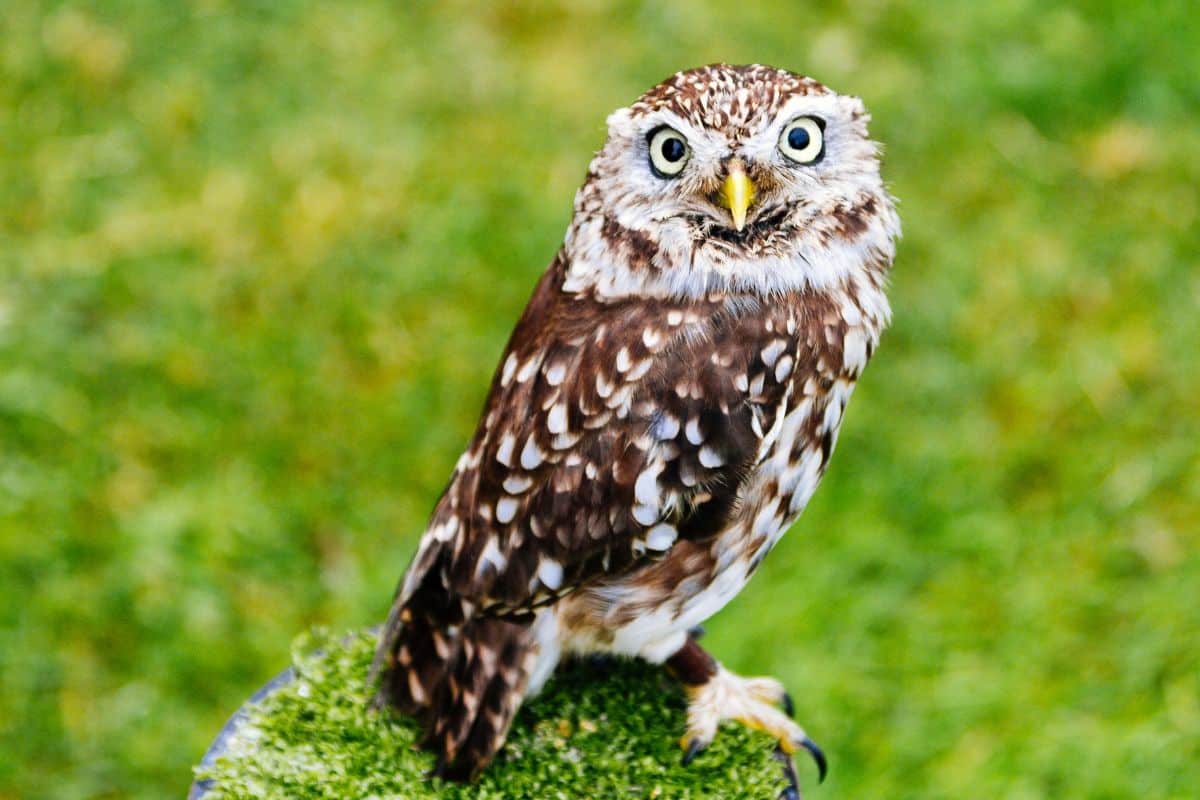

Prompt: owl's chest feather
[
  {"left": 559, "top": 292, "right": 882, "bottom": 655},
  {"left": 720, "top": 294, "right": 877, "bottom": 559}
]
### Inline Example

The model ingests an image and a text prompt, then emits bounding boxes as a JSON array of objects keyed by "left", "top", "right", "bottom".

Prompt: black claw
[
  {"left": 688, "top": 625, "right": 706, "bottom": 640},
  {"left": 800, "top": 737, "right": 828, "bottom": 784},
  {"left": 681, "top": 737, "right": 704, "bottom": 766},
  {"left": 781, "top": 691, "right": 795, "bottom": 718},
  {"left": 773, "top": 745, "right": 801, "bottom": 800},
  {"left": 585, "top": 653, "right": 618, "bottom": 671}
]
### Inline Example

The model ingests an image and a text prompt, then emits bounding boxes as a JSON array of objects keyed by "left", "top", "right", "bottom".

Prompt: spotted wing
[{"left": 391, "top": 257, "right": 805, "bottom": 626}]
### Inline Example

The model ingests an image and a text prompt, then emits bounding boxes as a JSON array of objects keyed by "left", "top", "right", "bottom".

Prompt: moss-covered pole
[{"left": 192, "top": 629, "right": 799, "bottom": 799}]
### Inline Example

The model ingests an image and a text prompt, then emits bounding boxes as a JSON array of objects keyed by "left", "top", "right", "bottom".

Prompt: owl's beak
[{"left": 717, "top": 158, "right": 757, "bottom": 232}]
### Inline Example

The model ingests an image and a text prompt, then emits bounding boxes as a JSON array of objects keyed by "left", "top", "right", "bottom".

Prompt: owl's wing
[{"left": 392, "top": 256, "right": 798, "bottom": 623}]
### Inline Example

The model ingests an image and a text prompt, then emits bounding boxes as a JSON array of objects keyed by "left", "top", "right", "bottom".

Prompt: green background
[{"left": 2, "top": 2, "right": 1197, "bottom": 797}]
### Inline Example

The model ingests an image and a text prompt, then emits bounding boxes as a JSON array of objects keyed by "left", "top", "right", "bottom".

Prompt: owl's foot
[
  {"left": 679, "top": 666, "right": 825, "bottom": 773},
  {"left": 665, "top": 637, "right": 826, "bottom": 796}
]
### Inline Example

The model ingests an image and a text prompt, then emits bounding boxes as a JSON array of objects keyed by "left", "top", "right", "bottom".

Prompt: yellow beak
[{"left": 718, "top": 159, "right": 757, "bottom": 232}]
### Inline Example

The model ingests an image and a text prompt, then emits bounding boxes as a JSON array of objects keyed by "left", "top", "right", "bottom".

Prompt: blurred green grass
[{"left": 1, "top": 1, "right": 1197, "bottom": 798}]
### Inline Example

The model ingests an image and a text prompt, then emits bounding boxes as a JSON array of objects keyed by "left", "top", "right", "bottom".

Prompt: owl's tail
[{"left": 371, "top": 592, "right": 535, "bottom": 781}]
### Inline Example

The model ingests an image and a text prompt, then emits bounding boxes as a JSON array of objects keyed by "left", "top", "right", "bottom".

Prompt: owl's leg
[{"left": 665, "top": 637, "right": 826, "bottom": 797}]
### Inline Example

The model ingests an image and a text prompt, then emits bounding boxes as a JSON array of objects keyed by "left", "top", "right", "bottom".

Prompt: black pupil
[
  {"left": 660, "top": 136, "right": 685, "bottom": 163},
  {"left": 787, "top": 126, "right": 811, "bottom": 151}
]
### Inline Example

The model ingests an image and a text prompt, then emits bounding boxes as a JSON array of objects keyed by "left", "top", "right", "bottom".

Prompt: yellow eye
[
  {"left": 647, "top": 126, "right": 690, "bottom": 177},
  {"left": 778, "top": 116, "right": 825, "bottom": 165}
]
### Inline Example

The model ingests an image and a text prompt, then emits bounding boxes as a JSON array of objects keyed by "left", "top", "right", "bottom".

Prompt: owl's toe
[{"left": 741, "top": 675, "right": 791, "bottom": 709}]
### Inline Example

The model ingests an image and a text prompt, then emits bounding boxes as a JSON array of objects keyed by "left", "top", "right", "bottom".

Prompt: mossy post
[{"left": 191, "top": 629, "right": 796, "bottom": 799}]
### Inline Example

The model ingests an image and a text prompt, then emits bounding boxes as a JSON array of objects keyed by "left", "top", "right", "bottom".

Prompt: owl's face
[{"left": 563, "top": 65, "right": 899, "bottom": 301}]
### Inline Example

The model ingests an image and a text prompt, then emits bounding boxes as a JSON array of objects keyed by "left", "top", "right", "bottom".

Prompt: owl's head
[{"left": 563, "top": 64, "right": 899, "bottom": 301}]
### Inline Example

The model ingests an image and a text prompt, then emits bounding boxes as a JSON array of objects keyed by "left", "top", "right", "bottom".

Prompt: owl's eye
[
  {"left": 647, "top": 126, "right": 690, "bottom": 177},
  {"left": 778, "top": 116, "right": 825, "bottom": 165}
]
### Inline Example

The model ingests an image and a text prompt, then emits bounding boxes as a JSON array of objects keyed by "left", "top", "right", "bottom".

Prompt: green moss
[{"left": 194, "top": 629, "right": 788, "bottom": 799}]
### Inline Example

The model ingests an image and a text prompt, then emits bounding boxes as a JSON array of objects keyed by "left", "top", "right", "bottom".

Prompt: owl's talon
[
  {"left": 681, "top": 737, "right": 705, "bottom": 766},
  {"left": 585, "top": 653, "right": 619, "bottom": 672},
  {"left": 774, "top": 744, "right": 802, "bottom": 799},
  {"left": 800, "top": 736, "right": 828, "bottom": 783}
]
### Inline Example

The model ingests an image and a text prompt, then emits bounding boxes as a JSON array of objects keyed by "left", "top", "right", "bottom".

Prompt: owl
[{"left": 371, "top": 64, "right": 899, "bottom": 795}]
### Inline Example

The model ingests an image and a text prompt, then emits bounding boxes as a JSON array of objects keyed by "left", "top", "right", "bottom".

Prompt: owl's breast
[{"left": 557, "top": 306, "right": 879, "bottom": 660}]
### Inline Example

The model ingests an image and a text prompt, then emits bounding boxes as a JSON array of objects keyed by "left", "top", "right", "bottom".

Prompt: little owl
[{"left": 371, "top": 64, "right": 899, "bottom": 795}]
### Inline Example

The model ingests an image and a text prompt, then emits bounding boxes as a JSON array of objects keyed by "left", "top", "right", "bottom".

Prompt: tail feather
[
  {"left": 438, "top": 628, "right": 533, "bottom": 780},
  {"left": 370, "top": 546, "right": 466, "bottom": 715},
  {"left": 372, "top": 613, "right": 454, "bottom": 716},
  {"left": 372, "top": 602, "right": 534, "bottom": 780}
]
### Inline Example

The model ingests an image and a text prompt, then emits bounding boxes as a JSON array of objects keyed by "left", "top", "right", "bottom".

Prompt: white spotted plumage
[{"left": 372, "top": 64, "right": 899, "bottom": 784}]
